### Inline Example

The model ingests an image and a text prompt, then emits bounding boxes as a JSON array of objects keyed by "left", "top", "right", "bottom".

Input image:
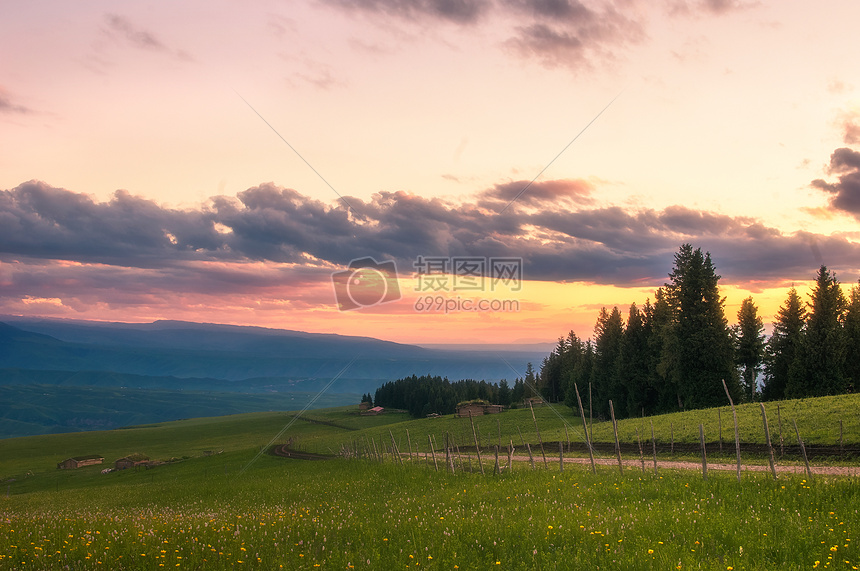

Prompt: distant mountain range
[
  {"left": 0, "top": 317, "right": 546, "bottom": 382},
  {"left": 0, "top": 317, "right": 549, "bottom": 438}
]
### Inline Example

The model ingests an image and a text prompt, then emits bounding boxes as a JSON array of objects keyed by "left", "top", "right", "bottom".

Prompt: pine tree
[
  {"left": 565, "top": 341, "right": 594, "bottom": 410},
  {"left": 662, "top": 244, "right": 739, "bottom": 409},
  {"left": 650, "top": 288, "right": 681, "bottom": 413},
  {"left": 619, "top": 303, "right": 654, "bottom": 416},
  {"left": 789, "top": 266, "right": 847, "bottom": 396},
  {"left": 538, "top": 338, "right": 566, "bottom": 402},
  {"left": 590, "top": 306, "right": 625, "bottom": 419},
  {"left": 497, "top": 379, "right": 512, "bottom": 406},
  {"left": 762, "top": 287, "right": 805, "bottom": 401},
  {"left": 844, "top": 280, "right": 860, "bottom": 393},
  {"left": 523, "top": 363, "right": 537, "bottom": 398},
  {"left": 734, "top": 296, "right": 765, "bottom": 401}
]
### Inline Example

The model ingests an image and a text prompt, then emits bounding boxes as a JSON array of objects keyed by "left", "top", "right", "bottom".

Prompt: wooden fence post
[
  {"left": 508, "top": 439, "right": 514, "bottom": 472},
  {"left": 671, "top": 423, "right": 674, "bottom": 455},
  {"left": 699, "top": 424, "right": 708, "bottom": 481},
  {"left": 721, "top": 379, "right": 742, "bottom": 482},
  {"left": 406, "top": 429, "right": 413, "bottom": 462},
  {"left": 718, "top": 409, "right": 723, "bottom": 452},
  {"left": 574, "top": 383, "right": 596, "bottom": 474},
  {"left": 390, "top": 430, "right": 403, "bottom": 465},
  {"left": 469, "top": 411, "right": 485, "bottom": 476},
  {"left": 529, "top": 401, "right": 548, "bottom": 468},
  {"left": 589, "top": 382, "right": 593, "bottom": 446},
  {"left": 650, "top": 420, "right": 658, "bottom": 475},
  {"left": 840, "top": 420, "right": 844, "bottom": 453},
  {"left": 777, "top": 404, "right": 784, "bottom": 457},
  {"left": 609, "top": 400, "right": 623, "bottom": 476},
  {"left": 559, "top": 441, "right": 564, "bottom": 472},
  {"left": 429, "top": 435, "right": 438, "bottom": 472},
  {"left": 526, "top": 443, "right": 535, "bottom": 470},
  {"left": 793, "top": 419, "right": 812, "bottom": 479},
  {"left": 759, "top": 403, "right": 778, "bottom": 480},
  {"left": 447, "top": 433, "right": 456, "bottom": 474},
  {"left": 637, "top": 427, "right": 645, "bottom": 473}
]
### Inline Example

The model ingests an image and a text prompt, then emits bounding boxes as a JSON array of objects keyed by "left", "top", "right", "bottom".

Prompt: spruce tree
[
  {"left": 662, "top": 244, "right": 740, "bottom": 409},
  {"left": 734, "top": 296, "right": 765, "bottom": 401},
  {"left": 844, "top": 280, "right": 860, "bottom": 393},
  {"left": 763, "top": 287, "right": 805, "bottom": 401},
  {"left": 650, "top": 288, "right": 681, "bottom": 413},
  {"left": 789, "top": 266, "right": 847, "bottom": 396},
  {"left": 590, "top": 306, "right": 625, "bottom": 418},
  {"left": 619, "top": 303, "right": 654, "bottom": 416},
  {"left": 524, "top": 363, "right": 537, "bottom": 398},
  {"left": 566, "top": 341, "right": 594, "bottom": 411}
]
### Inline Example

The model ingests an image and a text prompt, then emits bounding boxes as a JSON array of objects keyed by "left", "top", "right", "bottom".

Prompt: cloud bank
[
  {"left": 811, "top": 147, "right": 860, "bottom": 219},
  {"left": 2, "top": 179, "right": 858, "bottom": 297},
  {"left": 322, "top": 0, "right": 741, "bottom": 70}
]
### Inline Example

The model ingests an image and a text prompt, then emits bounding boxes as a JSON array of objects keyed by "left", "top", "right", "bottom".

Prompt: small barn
[
  {"left": 456, "top": 401, "right": 506, "bottom": 417},
  {"left": 362, "top": 406, "right": 384, "bottom": 416},
  {"left": 457, "top": 402, "right": 486, "bottom": 417},
  {"left": 57, "top": 455, "right": 104, "bottom": 470},
  {"left": 524, "top": 397, "right": 545, "bottom": 408},
  {"left": 115, "top": 453, "right": 150, "bottom": 470}
]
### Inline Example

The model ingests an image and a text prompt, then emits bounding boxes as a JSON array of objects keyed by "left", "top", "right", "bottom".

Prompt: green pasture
[
  {"left": 1, "top": 454, "right": 858, "bottom": 570},
  {"left": 1, "top": 394, "right": 860, "bottom": 569}
]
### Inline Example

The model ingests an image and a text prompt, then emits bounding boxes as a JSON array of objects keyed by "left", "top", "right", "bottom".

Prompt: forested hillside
[{"left": 537, "top": 244, "right": 860, "bottom": 420}]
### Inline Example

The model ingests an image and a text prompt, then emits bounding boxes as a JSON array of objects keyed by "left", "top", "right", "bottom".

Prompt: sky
[{"left": 2, "top": 0, "right": 860, "bottom": 345}]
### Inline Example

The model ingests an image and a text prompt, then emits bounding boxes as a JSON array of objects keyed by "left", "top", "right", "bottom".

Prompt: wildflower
[{"left": 648, "top": 549, "right": 654, "bottom": 554}]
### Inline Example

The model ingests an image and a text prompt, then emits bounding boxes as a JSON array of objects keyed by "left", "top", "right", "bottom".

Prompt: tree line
[
  {"left": 537, "top": 244, "right": 860, "bottom": 420},
  {"left": 372, "top": 374, "right": 534, "bottom": 418}
]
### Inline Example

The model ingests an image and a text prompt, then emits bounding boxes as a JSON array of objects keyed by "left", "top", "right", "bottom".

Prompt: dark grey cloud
[
  {"left": 322, "top": 0, "right": 489, "bottom": 25},
  {"left": 502, "top": 0, "right": 595, "bottom": 21},
  {"left": 322, "top": 0, "right": 742, "bottom": 71},
  {"left": 811, "top": 147, "right": 860, "bottom": 218},
  {"left": 666, "top": 0, "right": 746, "bottom": 16},
  {"left": 3, "top": 179, "right": 860, "bottom": 290},
  {"left": 0, "top": 181, "right": 224, "bottom": 266},
  {"left": 700, "top": 0, "right": 743, "bottom": 14},
  {"left": 845, "top": 121, "right": 860, "bottom": 145},
  {"left": 0, "top": 89, "right": 34, "bottom": 115},
  {"left": 478, "top": 178, "right": 595, "bottom": 209},
  {"left": 503, "top": 1, "right": 644, "bottom": 70},
  {"left": 102, "top": 14, "right": 193, "bottom": 61}
]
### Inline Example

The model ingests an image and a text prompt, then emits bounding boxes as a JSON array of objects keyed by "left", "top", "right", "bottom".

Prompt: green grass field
[{"left": 1, "top": 394, "right": 859, "bottom": 569}]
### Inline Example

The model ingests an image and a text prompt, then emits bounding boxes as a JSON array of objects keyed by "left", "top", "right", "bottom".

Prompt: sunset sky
[{"left": 2, "top": 0, "right": 860, "bottom": 345}]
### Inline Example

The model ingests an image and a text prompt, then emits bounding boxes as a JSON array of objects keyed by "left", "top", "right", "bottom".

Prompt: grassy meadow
[{"left": 1, "top": 394, "right": 859, "bottom": 569}]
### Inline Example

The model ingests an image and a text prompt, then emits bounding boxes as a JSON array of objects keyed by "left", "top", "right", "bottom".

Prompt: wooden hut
[
  {"left": 57, "top": 455, "right": 104, "bottom": 470},
  {"left": 114, "top": 453, "right": 150, "bottom": 470}
]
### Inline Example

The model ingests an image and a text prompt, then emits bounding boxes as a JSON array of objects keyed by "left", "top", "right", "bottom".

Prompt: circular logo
[{"left": 347, "top": 267, "right": 388, "bottom": 307}]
